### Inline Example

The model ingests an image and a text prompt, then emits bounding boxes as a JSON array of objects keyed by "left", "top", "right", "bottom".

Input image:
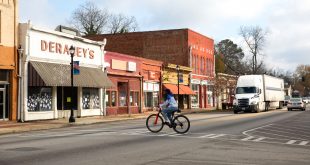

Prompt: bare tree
[
  {"left": 69, "top": 1, "right": 109, "bottom": 35},
  {"left": 108, "top": 14, "right": 138, "bottom": 34},
  {"left": 239, "top": 26, "right": 268, "bottom": 74},
  {"left": 68, "top": 1, "right": 139, "bottom": 35}
]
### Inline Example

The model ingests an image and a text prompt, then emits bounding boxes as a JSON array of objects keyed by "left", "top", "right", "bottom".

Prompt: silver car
[{"left": 287, "top": 98, "right": 306, "bottom": 111}]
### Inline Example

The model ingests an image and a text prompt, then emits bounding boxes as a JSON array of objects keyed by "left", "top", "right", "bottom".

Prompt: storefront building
[
  {"left": 141, "top": 58, "right": 162, "bottom": 111},
  {"left": 162, "top": 64, "right": 195, "bottom": 109},
  {"left": 0, "top": 0, "right": 18, "bottom": 121},
  {"left": 86, "top": 28, "right": 215, "bottom": 109},
  {"left": 104, "top": 51, "right": 142, "bottom": 115},
  {"left": 19, "top": 23, "right": 112, "bottom": 121}
]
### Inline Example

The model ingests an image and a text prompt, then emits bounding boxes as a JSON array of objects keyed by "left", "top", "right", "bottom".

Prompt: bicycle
[{"left": 146, "top": 107, "right": 190, "bottom": 134}]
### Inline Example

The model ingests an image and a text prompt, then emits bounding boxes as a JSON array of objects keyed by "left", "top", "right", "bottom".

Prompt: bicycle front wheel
[
  {"left": 173, "top": 115, "right": 190, "bottom": 134},
  {"left": 146, "top": 114, "right": 164, "bottom": 133}
]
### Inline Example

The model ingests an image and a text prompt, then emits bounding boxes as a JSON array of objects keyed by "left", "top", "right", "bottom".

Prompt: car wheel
[{"left": 288, "top": 108, "right": 291, "bottom": 111}]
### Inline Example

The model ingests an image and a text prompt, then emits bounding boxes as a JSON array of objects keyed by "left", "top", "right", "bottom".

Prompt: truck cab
[{"left": 232, "top": 75, "right": 284, "bottom": 114}]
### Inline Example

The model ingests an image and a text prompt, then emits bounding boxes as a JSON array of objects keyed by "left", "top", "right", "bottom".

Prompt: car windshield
[
  {"left": 236, "top": 87, "right": 258, "bottom": 94},
  {"left": 290, "top": 98, "right": 302, "bottom": 102}
]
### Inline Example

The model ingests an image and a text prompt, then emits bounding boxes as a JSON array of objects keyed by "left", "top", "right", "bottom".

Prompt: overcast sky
[{"left": 19, "top": 0, "right": 310, "bottom": 73}]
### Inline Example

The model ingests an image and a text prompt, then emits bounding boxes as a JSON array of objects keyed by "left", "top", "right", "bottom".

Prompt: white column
[
  {"left": 52, "top": 86, "right": 58, "bottom": 119},
  {"left": 77, "top": 87, "right": 82, "bottom": 117},
  {"left": 23, "top": 60, "right": 29, "bottom": 121}
]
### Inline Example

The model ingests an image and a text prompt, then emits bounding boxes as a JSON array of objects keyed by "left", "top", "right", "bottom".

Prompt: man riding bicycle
[{"left": 160, "top": 89, "right": 179, "bottom": 126}]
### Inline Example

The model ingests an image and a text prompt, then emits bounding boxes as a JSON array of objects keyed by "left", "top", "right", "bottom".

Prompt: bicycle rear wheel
[
  {"left": 146, "top": 114, "right": 164, "bottom": 133},
  {"left": 173, "top": 115, "right": 190, "bottom": 134}
]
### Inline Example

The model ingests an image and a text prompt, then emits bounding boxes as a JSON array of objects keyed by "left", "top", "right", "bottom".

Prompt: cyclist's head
[{"left": 164, "top": 89, "right": 172, "bottom": 95}]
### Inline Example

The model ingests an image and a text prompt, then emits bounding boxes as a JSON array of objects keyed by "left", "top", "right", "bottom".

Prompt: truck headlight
[{"left": 233, "top": 99, "right": 238, "bottom": 105}]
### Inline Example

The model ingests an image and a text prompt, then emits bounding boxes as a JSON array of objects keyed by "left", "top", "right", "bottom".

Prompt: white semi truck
[{"left": 233, "top": 74, "right": 285, "bottom": 113}]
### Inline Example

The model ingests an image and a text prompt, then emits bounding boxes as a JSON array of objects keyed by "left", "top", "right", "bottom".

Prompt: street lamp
[
  {"left": 176, "top": 65, "right": 180, "bottom": 110},
  {"left": 69, "top": 45, "right": 75, "bottom": 123}
]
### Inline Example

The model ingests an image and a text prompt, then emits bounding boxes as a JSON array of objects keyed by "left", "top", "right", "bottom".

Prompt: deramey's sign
[{"left": 29, "top": 30, "right": 103, "bottom": 66}]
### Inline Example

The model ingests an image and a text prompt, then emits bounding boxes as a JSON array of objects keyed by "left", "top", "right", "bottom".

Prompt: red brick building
[
  {"left": 140, "top": 58, "right": 163, "bottom": 111},
  {"left": 87, "top": 29, "right": 215, "bottom": 108},
  {"left": 104, "top": 52, "right": 142, "bottom": 115}
]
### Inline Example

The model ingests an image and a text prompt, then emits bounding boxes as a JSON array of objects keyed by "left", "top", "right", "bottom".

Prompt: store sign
[
  {"left": 29, "top": 30, "right": 103, "bottom": 66},
  {"left": 201, "top": 80, "right": 208, "bottom": 85},
  {"left": 191, "top": 79, "right": 201, "bottom": 84},
  {"left": 127, "top": 61, "right": 136, "bottom": 72},
  {"left": 154, "top": 83, "right": 159, "bottom": 92},
  {"left": 149, "top": 71, "right": 156, "bottom": 80},
  {"left": 143, "top": 82, "right": 160, "bottom": 91}
]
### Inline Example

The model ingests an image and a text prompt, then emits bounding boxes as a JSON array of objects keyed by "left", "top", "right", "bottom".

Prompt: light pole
[
  {"left": 69, "top": 45, "right": 75, "bottom": 123},
  {"left": 176, "top": 65, "right": 180, "bottom": 110}
]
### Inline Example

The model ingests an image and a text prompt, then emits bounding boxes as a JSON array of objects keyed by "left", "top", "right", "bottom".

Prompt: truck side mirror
[{"left": 259, "top": 89, "right": 262, "bottom": 94}]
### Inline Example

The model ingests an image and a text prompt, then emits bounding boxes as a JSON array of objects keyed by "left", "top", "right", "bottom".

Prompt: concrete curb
[{"left": 0, "top": 109, "right": 232, "bottom": 135}]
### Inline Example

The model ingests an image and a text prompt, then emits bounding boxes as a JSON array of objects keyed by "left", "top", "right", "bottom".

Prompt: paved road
[{"left": 0, "top": 108, "right": 309, "bottom": 165}]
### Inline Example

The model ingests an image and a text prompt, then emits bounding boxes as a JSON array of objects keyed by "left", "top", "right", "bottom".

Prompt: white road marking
[
  {"left": 208, "top": 134, "right": 226, "bottom": 138},
  {"left": 242, "top": 124, "right": 273, "bottom": 136},
  {"left": 286, "top": 140, "right": 297, "bottom": 144},
  {"left": 299, "top": 141, "right": 309, "bottom": 145},
  {"left": 241, "top": 136, "right": 255, "bottom": 141},
  {"left": 198, "top": 134, "right": 217, "bottom": 138},
  {"left": 253, "top": 137, "right": 266, "bottom": 142}
]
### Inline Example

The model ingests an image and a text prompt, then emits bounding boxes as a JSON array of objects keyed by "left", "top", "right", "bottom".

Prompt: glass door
[{"left": 0, "top": 88, "right": 5, "bottom": 120}]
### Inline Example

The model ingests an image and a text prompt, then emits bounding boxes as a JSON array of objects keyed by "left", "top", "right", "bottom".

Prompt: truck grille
[{"left": 238, "top": 99, "right": 249, "bottom": 107}]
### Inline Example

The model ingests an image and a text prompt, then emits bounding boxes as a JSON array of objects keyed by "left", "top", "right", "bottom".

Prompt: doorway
[{"left": 0, "top": 88, "right": 8, "bottom": 120}]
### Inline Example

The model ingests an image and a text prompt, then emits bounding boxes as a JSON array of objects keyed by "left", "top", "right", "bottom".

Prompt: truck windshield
[{"left": 236, "top": 87, "right": 258, "bottom": 94}]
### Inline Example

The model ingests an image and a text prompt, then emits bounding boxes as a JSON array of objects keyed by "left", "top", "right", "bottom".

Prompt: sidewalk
[{"left": 0, "top": 107, "right": 220, "bottom": 135}]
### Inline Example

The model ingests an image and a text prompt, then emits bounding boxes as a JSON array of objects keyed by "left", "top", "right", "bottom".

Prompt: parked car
[
  {"left": 284, "top": 95, "right": 291, "bottom": 106},
  {"left": 302, "top": 97, "right": 310, "bottom": 104},
  {"left": 287, "top": 98, "right": 306, "bottom": 111}
]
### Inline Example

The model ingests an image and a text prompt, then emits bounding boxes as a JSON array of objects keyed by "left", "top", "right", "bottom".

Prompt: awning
[
  {"left": 30, "top": 61, "right": 114, "bottom": 88},
  {"left": 179, "top": 85, "right": 196, "bottom": 95},
  {"left": 163, "top": 84, "right": 196, "bottom": 95},
  {"left": 163, "top": 84, "right": 179, "bottom": 94}
]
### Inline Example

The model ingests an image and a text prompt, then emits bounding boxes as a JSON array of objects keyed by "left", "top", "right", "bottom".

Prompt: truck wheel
[
  {"left": 234, "top": 110, "right": 239, "bottom": 114},
  {"left": 265, "top": 102, "right": 270, "bottom": 111},
  {"left": 278, "top": 102, "right": 283, "bottom": 109},
  {"left": 255, "top": 104, "right": 260, "bottom": 113}
]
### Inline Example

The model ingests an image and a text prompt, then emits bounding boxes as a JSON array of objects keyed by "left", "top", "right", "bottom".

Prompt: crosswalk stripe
[
  {"left": 198, "top": 134, "right": 217, "bottom": 138},
  {"left": 241, "top": 136, "right": 254, "bottom": 141},
  {"left": 253, "top": 137, "right": 265, "bottom": 142},
  {"left": 299, "top": 141, "right": 309, "bottom": 145},
  {"left": 208, "top": 134, "right": 226, "bottom": 138},
  {"left": 286, "top": 140, "right": 297, "bottom": 144}
]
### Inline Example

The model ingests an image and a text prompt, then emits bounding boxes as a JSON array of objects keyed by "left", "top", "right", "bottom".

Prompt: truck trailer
[{"left": 233, "top": 74, "right": 285, "bottom": 113}]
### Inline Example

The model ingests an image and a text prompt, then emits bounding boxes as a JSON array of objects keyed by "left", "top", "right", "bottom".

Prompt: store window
[
  {"left": 191, "top": 84, "right": 199, "bottom": 108},
  {"left": 130, "top": 91, "right": 139, "bottom": 106},
  {"left": 28, "top": 87, "right": 52, "bottom": 111},
  {"left": 105, "top": 91, "right": 110, "bottom": 107},
  {"left": 82, "top": 88, "right": 100, "bottom": 109},
  {"left": 111, "top": 91, "right": 117, "bottom": 106},
  {"left": 0, "top": 70, "right": 8, "bottom": 82},
  {"left": 118, "top": 82, "right": 128, "bottom": 107}
]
